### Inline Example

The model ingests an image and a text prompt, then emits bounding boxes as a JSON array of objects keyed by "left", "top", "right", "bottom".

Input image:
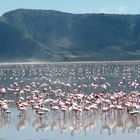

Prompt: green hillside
[{"left": 0, "top": 9, "right": 140, "bottom": 61}]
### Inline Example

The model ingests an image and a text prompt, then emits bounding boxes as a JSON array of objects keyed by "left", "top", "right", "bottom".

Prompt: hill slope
[{"left": 0, "top": 9, "right": 140, "bottom": 61}]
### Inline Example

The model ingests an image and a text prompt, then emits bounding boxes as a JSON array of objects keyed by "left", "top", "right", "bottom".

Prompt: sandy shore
[{"left": 1, "top": 60, "right": 140, "bottom": 65}]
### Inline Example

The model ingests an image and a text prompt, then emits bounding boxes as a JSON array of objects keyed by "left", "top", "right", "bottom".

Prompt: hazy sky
[{"left": 0, "top": 0, "right": 140, "bottom": 15}]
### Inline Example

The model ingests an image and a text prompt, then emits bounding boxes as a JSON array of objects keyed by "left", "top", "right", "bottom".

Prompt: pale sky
[{"left": 0, "top": 0, "right": 140, "bottom": 16}]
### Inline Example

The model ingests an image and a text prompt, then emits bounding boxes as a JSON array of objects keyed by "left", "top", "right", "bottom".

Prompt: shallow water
[{"left": 0, "top": 61, "right": 140, "bottom": 140}]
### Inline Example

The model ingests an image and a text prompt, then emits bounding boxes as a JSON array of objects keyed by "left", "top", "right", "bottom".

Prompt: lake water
[{"left": 0, "top": 61, "right": 140, "bottom": 140}]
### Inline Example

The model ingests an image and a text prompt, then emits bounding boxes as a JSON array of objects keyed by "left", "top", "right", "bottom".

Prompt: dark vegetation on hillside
[{"left": 0, "top": 9, "right": 140, "bottom": 61}]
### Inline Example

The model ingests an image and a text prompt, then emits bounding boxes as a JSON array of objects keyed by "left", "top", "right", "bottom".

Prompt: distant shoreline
[{"left": 1, "top": 60, "right": 140, "bottom": 65}]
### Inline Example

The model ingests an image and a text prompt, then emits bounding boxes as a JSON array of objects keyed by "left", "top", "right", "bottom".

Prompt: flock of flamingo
[{"left": 0, "top": 62, "right": 140, "bottom": 135}]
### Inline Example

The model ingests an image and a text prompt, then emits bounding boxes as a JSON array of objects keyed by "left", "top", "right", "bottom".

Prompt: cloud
[
  {"left": 117, "top": 6, "right": 126, "bottom": 13},
  {"left": 99, "top": 5, "right": 126, "bottom": 14}
]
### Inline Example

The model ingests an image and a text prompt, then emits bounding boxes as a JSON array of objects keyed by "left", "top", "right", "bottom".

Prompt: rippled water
[{"left": 0, "top": 61, "right": 140, "bottom": 140}]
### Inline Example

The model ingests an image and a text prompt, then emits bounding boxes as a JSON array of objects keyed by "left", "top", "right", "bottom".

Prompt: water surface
[{"left": 0, "top": 61, "right": 140, "bottom": 140}]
